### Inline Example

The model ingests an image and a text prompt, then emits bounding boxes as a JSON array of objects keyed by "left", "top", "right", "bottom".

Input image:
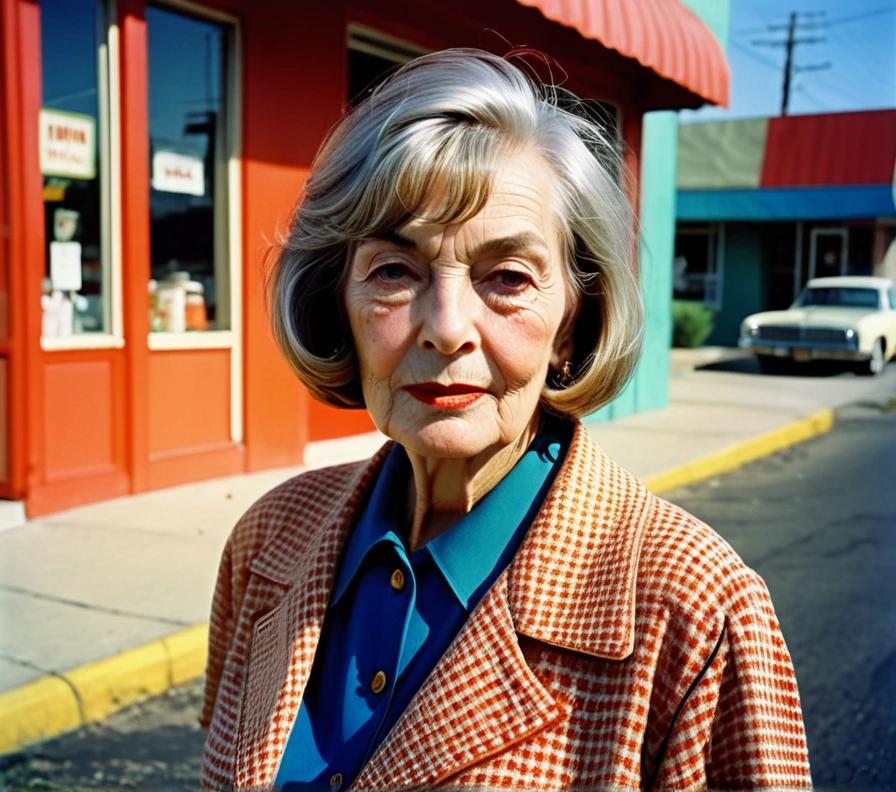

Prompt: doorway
[{"left": 808, "top": 227, "right": 848, "bottom": 280}]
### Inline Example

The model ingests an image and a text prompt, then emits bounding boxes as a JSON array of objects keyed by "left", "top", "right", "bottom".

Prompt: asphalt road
[
  {"left": 668, "top": 402, "right": 896, "bottom": 792},
  {"left": 0, "top": 680, "right": 206, "bottom": 791},
  {"left": 2, "top": 403, "right": 895, "bottom": 791}
]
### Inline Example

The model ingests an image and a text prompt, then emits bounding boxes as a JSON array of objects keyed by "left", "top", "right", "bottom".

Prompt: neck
[{"left": 404, "top": 411, "right": 543, "bottom": 552}]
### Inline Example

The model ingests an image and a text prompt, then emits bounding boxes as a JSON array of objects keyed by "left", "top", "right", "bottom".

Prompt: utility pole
[
  {"left": 781, "top": 13, "right": 796, "bottom": 116},
  {"left": 752, "top": 11, "right": 830, "bottom": 115}
]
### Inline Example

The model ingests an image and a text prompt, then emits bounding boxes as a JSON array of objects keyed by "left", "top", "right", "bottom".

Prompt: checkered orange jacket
[{"left": 200, "top": 423, "right": 812, "bottom": 791}]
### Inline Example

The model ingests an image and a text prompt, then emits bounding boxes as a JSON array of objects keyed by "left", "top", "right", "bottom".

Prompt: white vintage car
[{"left": 739, "top": 276, "right": 896, "bottom": 375}]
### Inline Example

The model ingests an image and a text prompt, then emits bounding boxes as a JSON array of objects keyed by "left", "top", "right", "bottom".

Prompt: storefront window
[
  {"left": 674, "top": 224, "right": 723, "bottom": 309},
  {"left": 147, "top": 5, "right": 232, "bottom": 333},
  {"left": 39, "top": 0, "right": 110, "bottom": 337}
]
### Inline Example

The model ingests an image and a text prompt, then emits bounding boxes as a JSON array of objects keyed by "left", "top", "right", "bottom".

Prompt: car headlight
[
  {"left": 845, "top": 328, "right": 855, "bottom": 339},
  {"left": 741, "top": 322, "right": 759, "bottom": 337}
]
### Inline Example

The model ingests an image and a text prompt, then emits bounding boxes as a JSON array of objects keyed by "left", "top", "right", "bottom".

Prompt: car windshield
[{"left": 794, "top": 287, "right": 881, "bottom": 309}]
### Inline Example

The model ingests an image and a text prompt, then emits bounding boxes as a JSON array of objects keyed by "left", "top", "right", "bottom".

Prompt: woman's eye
[
  {"left": 372, "top": 263, "right": 410, "bottom": 283},
  {"left": 490, "top": 270, "right": 532, "bottom": 291}
]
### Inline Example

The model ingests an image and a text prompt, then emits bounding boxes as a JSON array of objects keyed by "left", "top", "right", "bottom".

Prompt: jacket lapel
[
  {"left": 353, "top": 424, "right": 653, "bottom": 789},
  {"left": 352, "top": 573, "right": 564, "bottom": 791},
  {"left": 509, "top": 422, "right": 653, "bottom": 661},
  {"left": 234, "top": 449, "right": 392, "bottom": 788}
]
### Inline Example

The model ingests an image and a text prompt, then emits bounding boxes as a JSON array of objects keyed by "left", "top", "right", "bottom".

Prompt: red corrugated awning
[{"left": 516, "top": 0, "right": 729, "bottom": 107}]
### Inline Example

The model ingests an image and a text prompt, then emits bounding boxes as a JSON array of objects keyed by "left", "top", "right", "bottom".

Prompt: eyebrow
[
  {"left": 470, "top": 232, "right": 551, "bottom": 263},
  {"left": 377, "top": 229, "right": 417, "bottom": 249},
  {"left": 367, "top": 230, "right": 551, "bottom": 263}
]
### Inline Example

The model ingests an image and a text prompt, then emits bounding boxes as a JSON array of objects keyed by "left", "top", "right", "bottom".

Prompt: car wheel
[
  {"left": 861, "top": 338, "right": 885, "bottom": 376},
  {"left": 756, "top": 354, "right": 792, "bottom": 375}
]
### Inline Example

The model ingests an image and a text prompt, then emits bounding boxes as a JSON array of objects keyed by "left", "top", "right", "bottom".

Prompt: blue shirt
[{"left": 276, "top": 420, "right": 570, "bottom": 791}]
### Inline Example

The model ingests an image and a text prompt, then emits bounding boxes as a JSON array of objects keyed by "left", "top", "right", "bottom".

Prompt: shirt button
[
  {"left": 390, "top": 568, "right": 405, "bottom": 591},
  {"left": 329, "top": 772, "right": 343, "bottom": 789},
  {"left": 370, "top": 670, "right": 387, "bottom": 694}
]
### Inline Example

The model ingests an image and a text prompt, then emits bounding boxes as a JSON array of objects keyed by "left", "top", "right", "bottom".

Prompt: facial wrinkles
[
  {"left": 344, "top": 148, "right": 572, "bottom": 545},
  {"left": 353, "top": 156, "right": 564, "bottom": 392},
  {"left": 393, "top": 165, "right": 559, "bottom": 396},
  {"left": 403, "top": 236, "right": 552, "bottom": 402}
]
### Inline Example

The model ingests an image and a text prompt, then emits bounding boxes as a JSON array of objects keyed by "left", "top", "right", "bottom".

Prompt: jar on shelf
[
  {"left": 185, "top": 280, "right": 208, "bottom": 331},
  {"left": 157, "top": 280, "right": 186, "bottom": 332}
]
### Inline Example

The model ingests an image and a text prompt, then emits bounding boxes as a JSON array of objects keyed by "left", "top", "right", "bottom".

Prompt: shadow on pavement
[
  {"left": 697, "top": 357, "right": 861, "bottom": 378},
  {"left": 0, "top": 681, "right": 206, "bottom": 792}
]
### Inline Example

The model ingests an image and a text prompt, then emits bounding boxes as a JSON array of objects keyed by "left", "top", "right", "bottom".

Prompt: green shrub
[{"left": 671, "top": 300, "right": 714, "bottom": 348}]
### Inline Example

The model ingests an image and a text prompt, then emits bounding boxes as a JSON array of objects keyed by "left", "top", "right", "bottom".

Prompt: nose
[{"left": 417, "top": 273, "right": 479, "bottom": 356}]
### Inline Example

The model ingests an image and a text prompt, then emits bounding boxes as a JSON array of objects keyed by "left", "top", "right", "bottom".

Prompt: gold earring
[{"left": 561, "top": 360, "right": 572, "bottom": 385}]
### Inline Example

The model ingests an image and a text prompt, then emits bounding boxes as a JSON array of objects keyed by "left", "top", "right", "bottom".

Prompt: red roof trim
[
  {"left": 761, "top": 109, "right": 896, "bottom": 188},
  {"left": 516, "top": 0, "right": 729, "bottom": 107}
]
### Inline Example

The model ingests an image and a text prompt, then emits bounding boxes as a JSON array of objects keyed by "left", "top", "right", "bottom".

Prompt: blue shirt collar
[
  {"left": 425, "top": 427, "right": 566, "bottom": 610},
  {"left": 330, "top": 446, "right": 409, "bottom": 606},
  {"left": 330, "top": 418, "right": 569, "bottom": 610}
]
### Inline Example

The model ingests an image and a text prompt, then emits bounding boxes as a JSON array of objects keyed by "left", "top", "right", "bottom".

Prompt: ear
[
  {"left": 550, "top": 333, "right": 573, "bottom": 370},
  {"left": 550, "top": 293, "right": 580, "bottom": 370}
]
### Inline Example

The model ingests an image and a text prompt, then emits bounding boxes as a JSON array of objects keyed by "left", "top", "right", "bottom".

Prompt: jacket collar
[
  {"left": 236, "top": 422, "right": 651, "bottom": 789},
  {"left": 507, "top": 420, "right": 651, "bottom": 660},
  {"left": 246, "top": 449, "right": 390, "bottom": 585},
  {"left": 249, "top": 421, "right": 649, "bottom": 660},
  {"left": 354, "top": 423, "right": 652, "bottom": 790}
]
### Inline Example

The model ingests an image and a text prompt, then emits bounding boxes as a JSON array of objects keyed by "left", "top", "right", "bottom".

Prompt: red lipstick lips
[{"left": 404, "top": 382, "right": 486, "bottom": 409}]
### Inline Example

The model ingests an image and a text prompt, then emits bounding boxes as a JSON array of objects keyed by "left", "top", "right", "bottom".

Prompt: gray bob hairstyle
[{"left": 271, "top": 48, "right": 643, "bottom": 418}]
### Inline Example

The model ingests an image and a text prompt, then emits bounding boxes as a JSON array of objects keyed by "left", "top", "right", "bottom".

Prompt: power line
[
  {"left": 731, "top": 39, "right": 781, "bottom": 72},
  {"left": 793, "top": 84, "right": 827, "bottom": 110},
  {"left": 830, "top": 26, "right": 893, "bottom": 87},
  {"left": 824, "top": 6, "right": 895, "bottom": 27},
  {"left": 733, "top": 26, "right": 774, "bottom": 37},
  {"left": 805, "top": 78, "right": 858, "bottom": 105},
  {"left": 817, "top": 61, "right": 888, "bottom": 100},
  {"left": 734, "top": 5, "right": 894, "bottom": 36}
]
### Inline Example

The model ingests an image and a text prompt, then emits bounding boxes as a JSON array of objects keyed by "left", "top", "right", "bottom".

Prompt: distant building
[{"left": 675, "top": 109, "right": 896, "bottom": 346}]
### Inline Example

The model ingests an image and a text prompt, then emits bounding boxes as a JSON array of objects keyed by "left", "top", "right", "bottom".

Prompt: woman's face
[{"left": 344, "top": 148, "right": 571, "bottom": 461}]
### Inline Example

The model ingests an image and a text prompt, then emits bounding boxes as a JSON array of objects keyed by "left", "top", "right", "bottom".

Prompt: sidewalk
[{"left": 2, "top": 350, "right": 894, "bottom": 753}]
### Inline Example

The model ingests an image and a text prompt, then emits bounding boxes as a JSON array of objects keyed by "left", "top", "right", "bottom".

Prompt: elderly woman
[{"left": 200, "top": 50, "right": 811, "bottom": 791}]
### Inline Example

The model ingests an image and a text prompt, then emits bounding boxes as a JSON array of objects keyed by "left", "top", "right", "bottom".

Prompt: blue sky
[{"left": 680, "top": 0, "right": 896, "bottom": 122}]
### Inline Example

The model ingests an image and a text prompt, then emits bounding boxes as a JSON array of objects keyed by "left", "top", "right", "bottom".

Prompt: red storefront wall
[{"left": 1, "top": 0, "right": 712, "bottom": 517}]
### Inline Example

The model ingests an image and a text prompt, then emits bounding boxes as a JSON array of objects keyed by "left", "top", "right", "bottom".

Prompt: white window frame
[
  {"left": 145, "top": 0, "right": 243, "bottom": 444},
  {"left": 808, "top": 226, "right": 849, "bottom": 281},
  {"left": 40, "top": 0, "right": 124, "bottom": 351}
]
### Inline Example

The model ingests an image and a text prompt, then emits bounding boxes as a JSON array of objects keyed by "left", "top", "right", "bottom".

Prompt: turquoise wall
[
  {"left": 591, "top": 1, "right": 730, "bottom": 423},
  {"left": 592, "top": 112, "right": 678, "bottom": 423},
  {"left": 707, "top": 226, "right": 767, "bottom": 345},
  {"left": 680, "top": 0, "right": 729, "bottom": 40}
]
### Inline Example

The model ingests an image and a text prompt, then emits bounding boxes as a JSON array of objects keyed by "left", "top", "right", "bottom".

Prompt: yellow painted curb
[
  {"left": 645, "top": 408, "right": 835, "bottom": 494},
  {"left": 0, "top": 623, "right": 208, "bottom": 754}
]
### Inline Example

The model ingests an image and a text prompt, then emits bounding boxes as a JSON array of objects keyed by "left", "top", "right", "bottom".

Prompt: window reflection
[
  {"left": 39, "top": 0, "right": 107, "bottom": 336},
  {"left": 147, "top": 5, "right": 230, "bottom": 333}
]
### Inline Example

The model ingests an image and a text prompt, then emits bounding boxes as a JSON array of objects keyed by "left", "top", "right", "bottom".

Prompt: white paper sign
[
  {"left": 39, "top": 110, "right": 96, "bottom": 179},
  {"left": 49, "top": 241, "right": 83, "bottom": 292},
  {"left": 151, "top": 151, "right": 205, "bottom": 196}
]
